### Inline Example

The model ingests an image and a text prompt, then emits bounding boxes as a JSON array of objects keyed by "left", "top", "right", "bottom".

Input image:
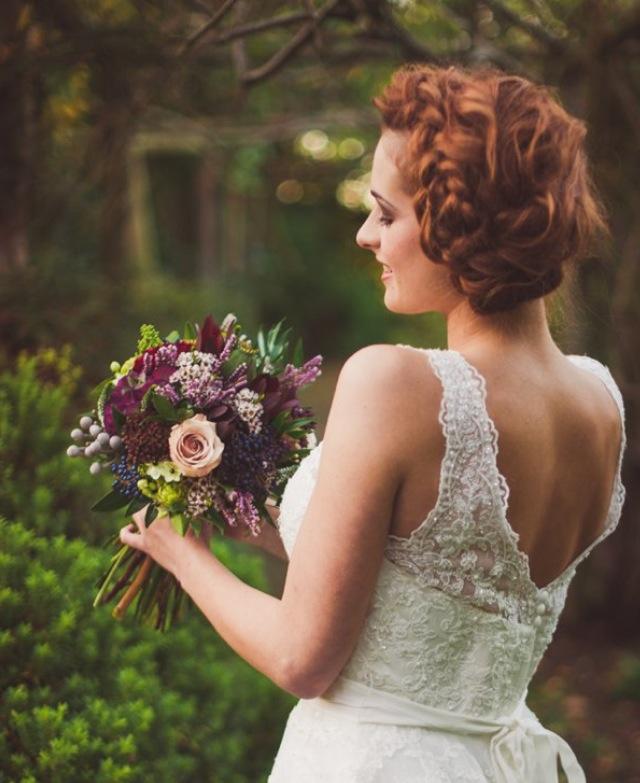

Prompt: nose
[{"left": 356, "top": 211, "right": 379, "bottom": 252}]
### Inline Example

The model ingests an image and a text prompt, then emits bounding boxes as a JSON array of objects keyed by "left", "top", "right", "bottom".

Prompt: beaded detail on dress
[{"left": 275, "top": 346, "right": 627, "bottom": 722}]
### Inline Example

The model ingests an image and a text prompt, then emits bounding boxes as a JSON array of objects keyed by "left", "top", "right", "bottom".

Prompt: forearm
[{"left": 176, "top": 543, "right": 299, "bottom": 694}]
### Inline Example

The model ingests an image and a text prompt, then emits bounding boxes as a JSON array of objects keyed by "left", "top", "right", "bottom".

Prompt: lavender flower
[{"left": 279, "top": 355, "right": 323, "bottom": 396}]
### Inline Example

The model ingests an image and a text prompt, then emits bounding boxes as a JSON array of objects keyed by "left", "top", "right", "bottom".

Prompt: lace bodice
[{"left": 276, "top": 347, "right": 627, "bottom": 721}]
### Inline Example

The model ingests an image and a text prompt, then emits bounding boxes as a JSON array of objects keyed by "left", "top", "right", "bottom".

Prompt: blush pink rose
[{"left": 168, "top": 413, "right": 225, "bottom": 477}]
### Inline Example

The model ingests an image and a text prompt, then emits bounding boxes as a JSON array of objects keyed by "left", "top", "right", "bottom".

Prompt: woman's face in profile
[{"left": 356, "top": 130, "right": 455, "bottom": 315}]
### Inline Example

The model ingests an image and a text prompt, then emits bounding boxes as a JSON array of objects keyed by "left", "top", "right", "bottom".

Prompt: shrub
[
  {"left": 0, "top": 518, "right": 295, "bottom": 783},
  {"left": 0, "top": 346, "right": 111, "bottom": 544}
]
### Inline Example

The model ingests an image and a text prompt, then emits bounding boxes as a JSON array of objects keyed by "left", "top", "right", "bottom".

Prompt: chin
[
  {"left": 383, "top": 294, "right": 411, "bottom": 315},
  {"left": 383, "top": 290, "right": 441, "bottom": 315}
]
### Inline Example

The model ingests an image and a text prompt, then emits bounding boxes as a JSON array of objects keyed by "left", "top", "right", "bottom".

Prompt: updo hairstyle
[{"left": 372, "top": 63, "right": 610, "bottom": 316}]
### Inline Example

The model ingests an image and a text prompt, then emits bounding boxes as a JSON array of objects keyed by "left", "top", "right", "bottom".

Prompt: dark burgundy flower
[
  {"left": 196, "top": 315, "right": 225, "bottom": 355},
  {"left": 109, "top": 372, "right": 152, "bottom": 416},
  {"left": 103, "top": 403, "right": 116, "bottom": 434}
]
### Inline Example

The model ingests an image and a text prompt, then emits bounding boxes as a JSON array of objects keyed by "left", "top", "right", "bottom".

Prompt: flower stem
[
  {"left": 102, "top": 550, "right": 146, "bottom": 604},
  {"left": 93, "top": 544, "right": 131, "bottom": 608},
  {"left": 112, "top": 555, "right": 153, "bottom": 620}
]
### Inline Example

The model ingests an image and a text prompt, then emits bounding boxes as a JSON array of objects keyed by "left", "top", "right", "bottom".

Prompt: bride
[{"left": 120, "top": 63, "right": 627, "bottom": 782}]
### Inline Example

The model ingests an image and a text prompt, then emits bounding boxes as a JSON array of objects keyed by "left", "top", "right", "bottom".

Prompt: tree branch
[
  {"left": 191, "top": 10, "right": 316, "bottom": 47},
  {"left": 182, "top": 0, "right": 239, "bottom": 54},
  {"left": 238, "top": 0, "right": 342, "bottom": 85},
  {"left": 482, "top": 0, "right": 567, "bottom": 54}
]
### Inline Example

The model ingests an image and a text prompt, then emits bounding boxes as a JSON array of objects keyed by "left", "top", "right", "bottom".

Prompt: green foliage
[
  {"left": 0, "top": 347, "right": 112, "bottom": 543},
  {"left": 611, "top": 653, "right": 640, "bottom": 701},
  {"left": 0, "top": 518, "right": 295, "bottom": 782},
  {"left": 136, "top": 323, "right": 163, "bottom": 354}
]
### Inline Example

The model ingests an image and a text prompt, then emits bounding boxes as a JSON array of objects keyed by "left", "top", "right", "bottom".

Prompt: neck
[{"left": 445, "top": 297, "right": 563, "bottom": 361}]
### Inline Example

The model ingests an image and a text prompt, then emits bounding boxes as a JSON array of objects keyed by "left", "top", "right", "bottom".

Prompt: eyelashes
[{"left": 368, "top": 201, "right": 393, "bottom": 227}]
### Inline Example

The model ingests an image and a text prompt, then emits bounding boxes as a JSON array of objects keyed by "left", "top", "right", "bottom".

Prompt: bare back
[{"left": 390, "top": 346, "right": 624, "bottom": 590}]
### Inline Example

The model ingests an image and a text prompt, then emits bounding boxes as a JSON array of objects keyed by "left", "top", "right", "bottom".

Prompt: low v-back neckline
[
  {"left": 448, "top": 347, "right": 627, "bottom": 592},
  {"left": 395, "top": 343, "right": 625, "bottom": 596}
]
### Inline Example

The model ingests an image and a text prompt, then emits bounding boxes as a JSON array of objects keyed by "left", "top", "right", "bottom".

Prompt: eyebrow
[{"left": 370, "top": 190, "right": 396, "bottom": 211}]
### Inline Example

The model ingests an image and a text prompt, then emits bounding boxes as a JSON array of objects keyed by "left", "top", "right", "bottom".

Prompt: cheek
[{"left": 383, "top": 222, "right": 424, "bottom": 266}]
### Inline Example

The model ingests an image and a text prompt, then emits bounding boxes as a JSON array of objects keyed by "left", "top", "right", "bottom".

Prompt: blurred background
[{"left": 1, "top": 0, "right": 639, "bottom": 780}]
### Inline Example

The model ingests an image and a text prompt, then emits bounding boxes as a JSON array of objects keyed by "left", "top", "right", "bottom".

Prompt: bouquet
[{"left": 67, "top": 312, "right": 322, "bottom": 630}]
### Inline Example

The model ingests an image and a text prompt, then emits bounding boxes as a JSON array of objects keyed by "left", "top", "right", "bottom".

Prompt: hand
[{"left": 119, "top": 505, "right": 215, "bottom": 578}]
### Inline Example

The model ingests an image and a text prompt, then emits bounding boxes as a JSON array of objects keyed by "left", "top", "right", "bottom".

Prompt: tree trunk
[{"left": 0, "top": 2, "right": 40, "bottom": 270}]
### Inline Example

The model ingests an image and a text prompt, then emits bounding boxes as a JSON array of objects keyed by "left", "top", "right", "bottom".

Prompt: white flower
[{"left": 141, "top": 461, "right": 182, "bottom": 483}]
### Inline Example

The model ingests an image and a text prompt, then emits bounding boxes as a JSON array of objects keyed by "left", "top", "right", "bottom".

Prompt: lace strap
[
  {"left": 428, "top": 348, "right": 510, "bottom": 507},
  {"left": 393, "top": 346, "right": 511, "bottom": 543}
]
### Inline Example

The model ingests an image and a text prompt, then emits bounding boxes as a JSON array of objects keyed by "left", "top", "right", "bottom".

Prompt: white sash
[{"left": 317, "top": 676, "right": 586, "bottom": 783}]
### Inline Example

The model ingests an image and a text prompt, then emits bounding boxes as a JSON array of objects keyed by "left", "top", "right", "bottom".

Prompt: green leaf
[
  {"left": 257, "top": 327, "right": 266, "bottom": 356},
  {"left": 90, "top": 377, "right": 113, "bottom": 398},
  {"left": 112, "top": 407, "right": 126, "bottom": 431},
  {"left": 96, "top": 380, "right": 114, "bottom": 429},
  {"left": 126, "top": 496, "right": 148, "bottom": 515},
  {"left": 170, "top": 514, "right": 185, "bottom": 535},
  {"left": 204, "top": 507, "right": 227, "bottom": 536},
  {"left": 176, "top": 405, "right": 195, "bottom": 422},
  {"left": 140, "top": 384, "right": 157, "bottom": 412},
  {"left": 165, "top": 330, "right": 180, "bottom": 343},
  {"left": 278, "top": 327, "right": 293, "bottom": 355},
  {"left": 151, "top": 391, "right": 180, "bottom": 421},
  {"left": 91, "top": 490, "right": 131, "bottom": 512},
  {"left": 292, "top": 416, "right": 315, "bottom": 426},
  {"left": 269, "top": 410, "right": 290, "bottom": 434},
  {"left": 183, "top": 321, "right": 197, "bottom": 340},
  {"left": 145, "top": 504, "right": 159, "bottom": 524},
  {"left": 292, "top": 337, "right": 303, "bottom": 366},
  {"left": 267, "top": 318, "right": 286, "bottom": 353}
]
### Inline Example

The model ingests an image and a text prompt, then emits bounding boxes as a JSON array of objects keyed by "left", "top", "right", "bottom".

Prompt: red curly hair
[{"left": 372, "top": 63, "right": 610, "bottom": 316}]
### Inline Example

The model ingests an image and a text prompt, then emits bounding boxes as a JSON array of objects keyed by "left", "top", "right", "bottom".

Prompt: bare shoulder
[
  {"left": 338, "top": 343, "right": 440, "bottom": 409},
  {"left": 335, "top": 344, "right": 443, "bottom": 467},
  {"left": 341, "top": 343, "right": 438, "bottom": 380},
  {"left": 341, "top": 343, "right": 409, "bottom": 372},
  {"left": 562, "top": 354, "right": 624, "bottom": 445}
]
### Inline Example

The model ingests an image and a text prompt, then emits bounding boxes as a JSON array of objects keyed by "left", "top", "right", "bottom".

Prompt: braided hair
[{"left": 372, "top": 63, "right": 610, "bottom": 316}]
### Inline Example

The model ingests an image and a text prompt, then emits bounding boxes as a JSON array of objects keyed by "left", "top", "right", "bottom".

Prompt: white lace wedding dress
[{"left": 267, "top": 346, "right": 627, "bottom": 783}]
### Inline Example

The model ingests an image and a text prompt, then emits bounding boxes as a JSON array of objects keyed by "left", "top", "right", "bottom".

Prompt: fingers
[
  {"left": 120, "top": 522, "right": 143, "bottom": 549},
  {"left": 131, "top": 507, "right": 148, "bottom": 534}
]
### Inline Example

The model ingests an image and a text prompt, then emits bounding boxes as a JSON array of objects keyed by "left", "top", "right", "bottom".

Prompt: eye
[{"left": 377, "top": 214, "right": 393, "bottom": 226}]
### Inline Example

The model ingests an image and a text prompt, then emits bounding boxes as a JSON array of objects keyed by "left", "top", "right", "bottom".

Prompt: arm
[{"left": 123, "top": 345, "right": 411, "bottom": 699}]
